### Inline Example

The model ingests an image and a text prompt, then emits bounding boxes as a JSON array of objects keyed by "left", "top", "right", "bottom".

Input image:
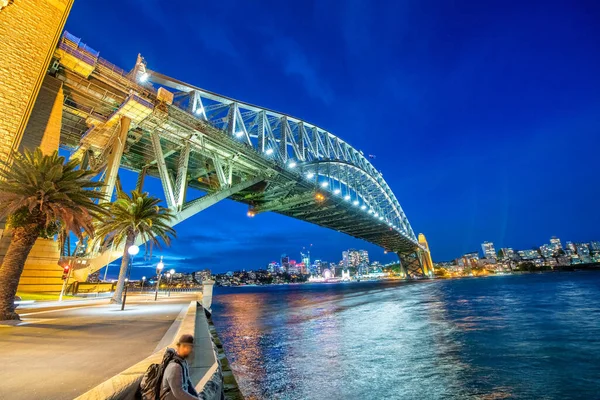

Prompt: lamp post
[
  {"left": 154, "top": 256, "right": 164, "bottom": 301},
  {"left": 168, "top": 268, "right": 175, "bottom": 297},
  {"left": 121, "top": 244, "right": 140, "bottom": 311},
  {"left": 141, "top": 276, "right": 146, "bottom": 292}
]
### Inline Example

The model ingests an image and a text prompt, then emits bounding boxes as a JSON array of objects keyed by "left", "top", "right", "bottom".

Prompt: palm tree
[
  {"left": 0, "top": 149, "right": 106, "bottom": 321},
  {"left": 95, "top": 190, "right": 175, "bottom": 304}
]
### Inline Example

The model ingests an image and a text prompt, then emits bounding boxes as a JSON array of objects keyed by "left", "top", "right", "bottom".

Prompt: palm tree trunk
[
  {"left": 111, "top": 234, "right": 135, "bottom": 304},
  {"left": 0, "top": 225, "right": 39, "bottom": 321}
]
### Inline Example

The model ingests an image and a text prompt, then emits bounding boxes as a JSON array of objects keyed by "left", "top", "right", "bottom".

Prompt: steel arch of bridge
[
  {"left": 51, "top": 32, "right": 427, "bottom": 279},
  {"left": 147, "top": 70, "right": 419, "bottom": 246}
]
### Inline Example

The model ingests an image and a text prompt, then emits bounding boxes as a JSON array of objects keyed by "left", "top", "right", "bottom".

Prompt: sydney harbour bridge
[{"left": 51, "top": 32, "right": 433, "bottom": 280}]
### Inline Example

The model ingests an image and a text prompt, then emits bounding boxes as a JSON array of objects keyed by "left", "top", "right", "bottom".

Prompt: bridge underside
[{"left": 47, "top": 32, "right": 428, "bottom": 279}]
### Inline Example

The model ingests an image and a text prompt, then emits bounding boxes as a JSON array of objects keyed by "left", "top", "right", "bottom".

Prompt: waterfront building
[
  {"left": 481, "top": 241, "right": 497, "bottom": 259},
  {"left": 518, "top": 249, "right": 540, "bottom": 260},
  {"left": 576, "top": 243, "right": 591, "bottom": 263},
  {"left": 267, "top": 262, "right": 278, "bottom": 273},
  {"left": 565, "top": 241, "right": 577, "bottom": 255},
  {"left": 500, "top": 248, "right": 516, "bottom": 260},
  {"left": 550, "top": 237, "right": 563, "bottom": 252},
  {"left": 540, "top": 244, "right": 554, "bottom": 259},
  {"left": 589, "top": 241, "right": 600, "bottom": 253}
]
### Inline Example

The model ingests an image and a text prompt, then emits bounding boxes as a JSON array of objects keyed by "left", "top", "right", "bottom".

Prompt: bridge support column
[{"left": 102, "top": 117, "right": 130, "bottom": 201}]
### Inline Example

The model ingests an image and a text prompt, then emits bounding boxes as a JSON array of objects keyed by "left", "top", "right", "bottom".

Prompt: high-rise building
[
  {"left": 280, "top": 254, "right": 289, "bottom": 272},
  {"left": 347, "top": 249, "right": 361, "bottom": 268},
  {"left": 342, "top": 251, "right": 349, "bottom": 268},
  {"left": 589, "top": 241, "right": 600, "bottom": 253},
  {"left": 550, "top": 237, "right": 562, "bottom": 252},
  {"left": 481, "top": 242, "right": 497, "bottom": 259},
  {"left": 359, "top": 250, "right": 369, "bottom": 266}
]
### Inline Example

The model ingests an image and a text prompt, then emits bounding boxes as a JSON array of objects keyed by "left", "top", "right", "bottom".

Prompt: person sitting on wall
[{"left": 161, "top": 334, "right": 200, "bottom": 400}]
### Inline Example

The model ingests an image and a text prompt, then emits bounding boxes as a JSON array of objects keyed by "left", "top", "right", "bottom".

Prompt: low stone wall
[{"left": 75, "top": 301, "right": 224, "bottom": 400}]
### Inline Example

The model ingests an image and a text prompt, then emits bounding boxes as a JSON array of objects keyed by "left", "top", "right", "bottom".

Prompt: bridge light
[
  {"left": 306, "top": 172, "right": 315, "bottom": 179},
  {"left": 344, "top": 195, "right": 351, "bottom": 201},
  {"left": 374, "top": 212, "right": 379, "bottom": 217},
  {"left": 288, "top": 161, "right": 297, "bottom": 168},
  {"left": 360, "top": 205, "right": 367, "bottom": 210},
  {"left": 333, "top": 188, "right": 341, "bottom": 195},
  {"left": 139, "top": 72, "right": 149, "bottom": 83},
  {"left": 368, "top": 209, "right": 373, "bottom": 214},
  {"left": 265, "top": 148, "right": 274, "bottom": 155},
  {"left": 195, "top": 107, "right": 204, "bottom": 115},
  {"left": 379, "top": 216, "right": 384, "bottom": 220},
  {"left": 315, "top": 193, "right": 326, "bottom": 202},
  {"left": 235, "top": 131, "right": 244, "bottom": 138},
  {"left": 352, "top": 200, "right": 359, "bottom": 206},
  {"left": 247, "top": 209, "right": 256, "bottom": 217},
  {"left": 320, "top": 181, "right": 329, "bottom": 188}
]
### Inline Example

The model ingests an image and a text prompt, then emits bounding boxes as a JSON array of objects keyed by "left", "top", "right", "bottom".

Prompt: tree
[
  {"left": 95, "top": 190, "right": 175, "bottom": 304},
  {"left": 0, "top": 149, "right": 105, "bottom": 320}
]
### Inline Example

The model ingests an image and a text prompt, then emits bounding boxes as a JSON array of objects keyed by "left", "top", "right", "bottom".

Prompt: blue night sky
[{"left": 65, "top": 1, "right": 600, "bottom": 276}]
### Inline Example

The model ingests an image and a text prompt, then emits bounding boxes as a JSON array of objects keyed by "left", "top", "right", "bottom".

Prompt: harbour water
[{"left": 212, "top": 272, "right": 600, "bottom": 399}]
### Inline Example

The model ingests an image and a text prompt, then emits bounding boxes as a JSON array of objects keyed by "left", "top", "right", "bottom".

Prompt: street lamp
[
  {"left": 154, "top": 256, "right": 164, "bottom": 301},
  {"left": 121, "top": 244, "right": 140, "bottom": 311},
  {"left": 141, "top": 276, "right": 146, "bottom": 292},
  {"left": 168, "top": 269, "right": 175, "bottom": 297}
]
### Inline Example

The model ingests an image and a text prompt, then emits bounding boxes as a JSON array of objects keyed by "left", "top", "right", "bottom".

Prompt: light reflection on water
[{"left": 211, "top": 272, "right": 600, "bottom": 399}]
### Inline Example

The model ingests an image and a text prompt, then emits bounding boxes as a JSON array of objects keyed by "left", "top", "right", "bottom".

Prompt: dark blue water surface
[{"left": 211, "top": 272, "right": 600, "bottom": 399}]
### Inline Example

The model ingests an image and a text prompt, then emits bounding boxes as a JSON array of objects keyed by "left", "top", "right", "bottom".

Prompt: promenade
[{"left": 0, "top": 293, "right": 200, "bottom": 400}]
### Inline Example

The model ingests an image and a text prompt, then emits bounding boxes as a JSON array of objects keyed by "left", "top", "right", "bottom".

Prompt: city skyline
[{"left": 64, "top": 1, "right": 600, "bottom": 274}]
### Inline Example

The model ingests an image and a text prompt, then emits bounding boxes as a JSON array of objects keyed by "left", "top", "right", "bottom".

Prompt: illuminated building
[
  {"left": 342, "top": 251, "right": 349, "bottom": 268},
  {"left": 359, "top": 250, "right": 369, "bottom": 266},
  {"left": 540, "top": 244, "right": 554, "bottom": 259},
  {"left": 481, "top": 241, "right": 497, "bottom": 259},
  {"left": 517, "top": 249, "right": 540, "bottom": 260},
  {"left": 500, "top": 248, "right": 515, "bottom": 260},
  {"left": 565, "top": 241, "right": 576, "bottom": 255},
  {"left": 280, "top": 254, "right": 289, "bottom": 272},
  {"left": 550, "top": 237, "right": 562, "bottom": 252},
  {"left": 589, "top": 241, "right": 600, "bottom": 253},
  {"left": 576, "top": 243, "right": 591, "bottom": 263}
]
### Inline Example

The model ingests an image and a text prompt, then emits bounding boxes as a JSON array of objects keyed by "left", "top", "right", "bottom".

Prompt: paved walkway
[{"left": 0, "top": 293, "right": 199, "bottom": 400}]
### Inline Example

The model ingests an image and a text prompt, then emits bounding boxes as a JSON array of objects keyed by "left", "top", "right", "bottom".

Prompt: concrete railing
[{"left": 75, "top": 300, "right": 223, "bottom": 400}]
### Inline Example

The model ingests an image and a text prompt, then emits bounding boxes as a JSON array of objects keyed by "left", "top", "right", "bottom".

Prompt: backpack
[{"left": 138, "top": 348, "right": 178, "bottom": 400}]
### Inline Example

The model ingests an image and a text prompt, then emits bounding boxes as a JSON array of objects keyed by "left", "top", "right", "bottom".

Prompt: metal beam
[
  {"left": 102, "top": 116, "right": 130, "bottom": 201},
  {"left": 174, "top": 176, "right": 264, "bottom": 223},
  {"left": 150, "top": 131, "right": 176, "bottom": 208},
  {"left": 174, "top": 143, "right": 190, "bottom": 210}
]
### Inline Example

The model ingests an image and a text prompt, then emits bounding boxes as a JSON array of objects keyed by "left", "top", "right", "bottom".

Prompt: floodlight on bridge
[
  {"left": 374, "top": 212, "right": 379, "bottom": 217},
  {"left": 139, "top": 72, "right": 149, "bottom": 83},
  {"left": 379, "top": 216, "right": 384, "bottom": 220},
  {"left": 288, "top": 161, "right": 297, "bottom": 168},
  {"left": 306, "top": 172, "right": 315, "bottom": 179},
  {"left": 333, "top": 188, "right": 341, "bottom": 195},
  {"left": 195, "top": 107, "right": 204, "bottom": 115},
  {"left": 361, "top": 205, "right": 367, "bottom": 210},
  {"left": 265, "top": 148, "right": 274, "bottom": 155},
  {"left": 352, "top": 200, "right": 359, "bottom": 206},
  {"left": 344, "top": 194, "right": 351, "bottom": 201},
  {"left": 235, "top": 131, "right": 244, "bottom": 138},
  {"left": 320, "top": 181, "right": 329, "bottom": 188}
]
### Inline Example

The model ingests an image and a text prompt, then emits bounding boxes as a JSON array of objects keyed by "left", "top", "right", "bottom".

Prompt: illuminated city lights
[
  {"left": 320, "top": 181, "right": 329, "bottom": 188},
  {"left": 288, "top": 161, "right": 297, "bottom": 168},
  {"left": 344, "top": 195, "right": 351, "bottom": 201},
  {"left": 265, "top": 148, "right": 274, "bottom": 155},
  {"left": 235, "top": 131, "right": 244, "bottom": 138},
  {"left": 333, "top": 188, "right": 341, "bottom": 195},
  {"left": 306, "top": 172, "right": 315, "bottom": 179}
]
